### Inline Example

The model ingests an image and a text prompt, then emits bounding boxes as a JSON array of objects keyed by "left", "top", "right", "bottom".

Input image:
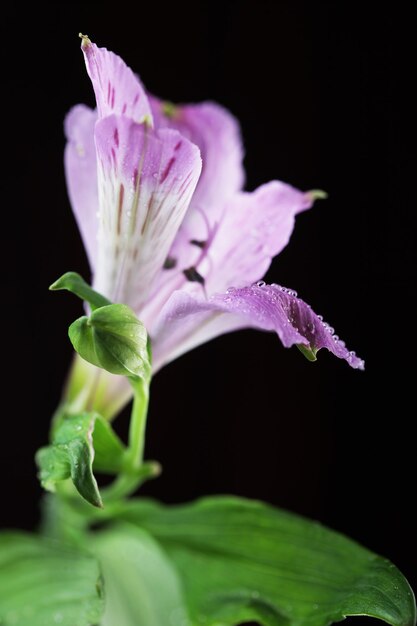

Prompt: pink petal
[
  {"left": 64, "top": 104, "right": 99, "bottom": 269},
  {"left": 143, "top": 180, "right": 313, "bottom": 320},
  {"left": 93, "top": 114, "right": 201, "bottom": 309},
  {"left": 150, "top": 98, "right": 245, "bottom": 214},
  {"left": 151, "top": 283, "right": 364, "bottom": 372},
  {"left": 203, "top": 181, "right": 313, "bottom": 293},
  {"left": 146, "top": 99, "right": 245, "bottom": 294},
  {"left": 81, "top": 36, "right": 152, "bottom": 124}
]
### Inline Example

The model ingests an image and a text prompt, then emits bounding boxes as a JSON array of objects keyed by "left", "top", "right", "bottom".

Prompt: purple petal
[
  {"left": 150, "top": 283, "right": 364, "bottom": 372},
  {"left": 93, "top": 114, "right": 201, "bottom": 308},
  {"left": 64, "top": 105, "right": 99, "bottom": 269},
  {"left": 150, "top": 98, "right": 245, "bottom": 214},
  {"left": 80, "top": 36, "right": 152, "bottom": 124}
]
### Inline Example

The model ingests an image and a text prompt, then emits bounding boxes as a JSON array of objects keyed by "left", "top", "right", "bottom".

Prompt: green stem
[
  {"left": 126, "top": 379, "right": 149, "bottom": 469},
  {"left": 101, "top": 378, "right": 150, "bottom": 502}
]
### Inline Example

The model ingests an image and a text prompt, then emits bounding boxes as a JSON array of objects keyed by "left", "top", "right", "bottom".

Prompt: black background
[{"left": 1, "top": 0, "right": 416, "bottom": 607}]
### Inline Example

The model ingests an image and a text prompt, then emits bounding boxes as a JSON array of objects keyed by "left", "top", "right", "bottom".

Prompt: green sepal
[
  {"left": 50, "top": 271, "right": 111, "bottom": 311},
  {"left": 297, "top": 343, "right": 318, "bottom": 361},
  {"left": 69, "top": 304, "right": 151, "bottom": 382},
  {"left": 37, "top": 412, "right": 127, "bottom": 508},
  {"left": 0, "top": 532, "right": 104, "bottom": 626}
]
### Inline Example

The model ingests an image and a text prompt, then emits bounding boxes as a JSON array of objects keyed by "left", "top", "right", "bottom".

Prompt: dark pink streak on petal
[
  {"left": 117, "top": 183, "right": 125, "bottom": 235},
  {"left": 113, "top": 127, "right": 119, "bottom": 148},
  {"left": 81, "top": 40, "right": 153, "bottom": 123},
  {"left": 160, "top": 157, "right": 176, "bottom": 183},
  {"left": 133, "top": 167, "right": 139, "bottom": 188},
  {"left": 174, "top": 140, "right": 182, "bottom": 151},
  {"left": 141, "top": 192, "right": 155, "bottom": 235}
]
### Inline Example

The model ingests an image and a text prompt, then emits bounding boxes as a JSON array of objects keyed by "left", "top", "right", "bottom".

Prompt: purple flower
[{"left": 65, "top": 36, "right": 364, "bottom": 376}]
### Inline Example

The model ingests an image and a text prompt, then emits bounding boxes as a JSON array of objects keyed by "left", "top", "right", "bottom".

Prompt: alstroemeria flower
[{"left": 65, "top": 37, "right": 364, "bottom": 391}]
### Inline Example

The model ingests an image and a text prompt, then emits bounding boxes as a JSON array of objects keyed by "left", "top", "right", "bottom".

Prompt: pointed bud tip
[
  {"left": 297, "top": 344, "right": 318, "bottom": 362},
  {"left": 49, "top": 276, "right": 68, "bottom": 291},
  {"left": 79, "top": 33, "right": 91, "bottom": 49},
  {"left": 307, "top": 189, "right": 328, "bottom": 201},
  {"left": 141, "top": 113, "right": 153, "bottom": 128},
  {"left": 150, "top": 461, "right": 162, "bottom": 477},
  {"left": 161, "top": 100, "right": 179, "bottom": 119}
]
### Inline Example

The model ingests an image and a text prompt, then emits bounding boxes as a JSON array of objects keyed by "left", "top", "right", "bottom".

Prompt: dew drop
[
  {"left": 317, "top": 315, "right": 323, "bottom": 321},
  {"left": 256, "top": 280, "right": 266, "bottom": 287},
  {"left": 152, "top": 172, "right": 158, "bottom": 179}
]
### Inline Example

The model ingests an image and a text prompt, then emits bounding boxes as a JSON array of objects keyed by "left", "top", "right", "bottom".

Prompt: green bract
[
  {"left": 50, "top": 271, "right": 111, "bottom": 311},
  {"left": 51, "top": 271, "right": 151, "bottom": 382},
  {"left": 69, "top": 303, "right": 150, "bottom": 382},
  {"left": 36, "top": 412, "right": 127, "bottom": 508}
]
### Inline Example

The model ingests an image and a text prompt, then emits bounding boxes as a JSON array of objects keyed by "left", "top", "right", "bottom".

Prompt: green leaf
[
  {"left": 37, "top": 412, "right": 127, "bottom": 508},
  {"left": 69, "top": 303, "right": 150, "bottom": 381},
  {"left": 0, "top": 532, "right": 104, "bottom": 626},
  {"left": 92, "top": 525, "right": 189, "bottom": 626},
  {"left": 118, "top": 496, "right": 416, "bottom": 626},
  {"left": 50, "top": 271, "right": 111, "bottom": 310}
]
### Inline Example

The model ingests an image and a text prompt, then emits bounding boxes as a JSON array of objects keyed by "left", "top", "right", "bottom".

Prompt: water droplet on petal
[
  {"left": 152, "top": 172, "right": 158, "bottom": 179},
  {"left": 256, "top": 280, "right": 266, "bottom": 287}
]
